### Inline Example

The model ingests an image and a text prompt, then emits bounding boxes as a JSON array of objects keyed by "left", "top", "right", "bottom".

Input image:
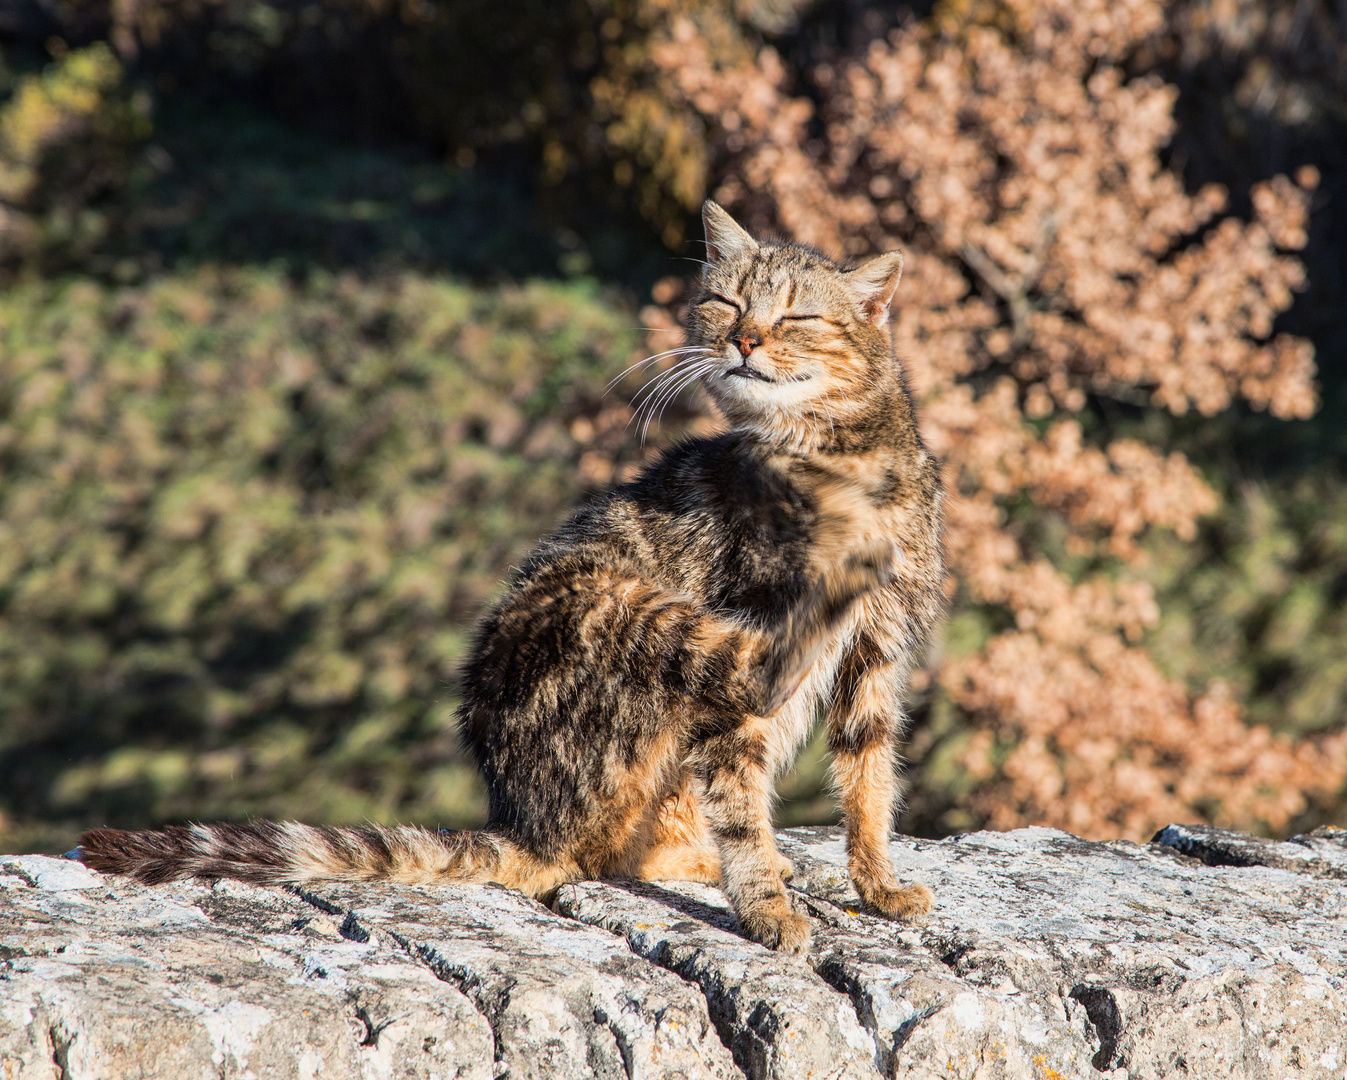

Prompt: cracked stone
[
  {"left": 303, "top": 880, "right": 738, "bottom": 1080},
  {"left": 2, "top": 823, "right": 1344, "bottom": 1079},
  {"left": 553, "top": 878, "right": 878, "bottom": 1080},
  {"left": 0, "top": 866, "right": 493, "bottom": 1079}
]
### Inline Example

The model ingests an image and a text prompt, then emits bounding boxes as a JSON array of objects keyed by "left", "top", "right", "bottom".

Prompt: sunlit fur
[
  {"left": 79, "top": 203, "right": 945, "bottom": 955},
  {"left": 688, "top": 220, "right": 906, "bottom": 458}
]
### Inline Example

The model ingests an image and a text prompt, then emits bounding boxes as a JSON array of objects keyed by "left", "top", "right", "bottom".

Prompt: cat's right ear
[{"left": 702, "top": 201, "right": 758, "bottom": 265}]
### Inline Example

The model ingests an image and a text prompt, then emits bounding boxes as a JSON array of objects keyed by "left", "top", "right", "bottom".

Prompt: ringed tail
[{"left": 76, "top": 822, "right": 508, "bottom": 888}]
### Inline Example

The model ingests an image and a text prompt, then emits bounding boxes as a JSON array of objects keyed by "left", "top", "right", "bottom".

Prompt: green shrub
[
  {"left": 1147, "top": 477, "right": 1347, "bottom": 740},
  {"left": 0, "top": 266, "right": 672, "bottom": 850},
  {"left": 0, "top": 43, "right": 150, "bottom": 272}
]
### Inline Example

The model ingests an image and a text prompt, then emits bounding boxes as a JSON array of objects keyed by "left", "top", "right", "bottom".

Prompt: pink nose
[{"left": 733, "top": 333, "right": 761, "bottom": 357}]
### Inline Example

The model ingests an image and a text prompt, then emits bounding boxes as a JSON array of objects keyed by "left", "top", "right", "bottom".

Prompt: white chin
[{"left": 719, "top": 371, "right": 816, "bottom": 412}]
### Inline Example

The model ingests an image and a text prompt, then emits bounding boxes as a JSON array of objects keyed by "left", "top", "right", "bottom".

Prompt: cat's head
[{"left": 682, "top": 201, "right": 904, "bottom": 448}]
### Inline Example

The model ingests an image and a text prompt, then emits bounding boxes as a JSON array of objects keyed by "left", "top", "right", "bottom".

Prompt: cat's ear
[
  {"left": 844, "top": 251, "right": 904, "bottom": 326},
  {"left": 702, "top": 201, "right": 758, "bottom": 264}
]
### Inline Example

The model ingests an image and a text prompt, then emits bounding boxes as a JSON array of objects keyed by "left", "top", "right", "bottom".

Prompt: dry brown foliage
[{"left": 644, "top": 0, "right": 1347, "bottom": 838}]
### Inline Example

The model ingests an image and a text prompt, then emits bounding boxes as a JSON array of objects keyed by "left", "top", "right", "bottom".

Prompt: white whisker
[
  {"left": 637, "top": 359, "right": 720, "bottom": 445},
  {"left": 630, "top": 361, "right": 703, "bottom": 415},
  {"left": 647, "top": 362, "right": 718, "bottom": 441},
  {"left": 604, "top": 347, "right": 713, "bottom": 396},
  {"left": 610, "top": 346, "right": 709, "bottom": 386},
  {"left": 637, "top": 359, "right": 717, "bottom": 429}
]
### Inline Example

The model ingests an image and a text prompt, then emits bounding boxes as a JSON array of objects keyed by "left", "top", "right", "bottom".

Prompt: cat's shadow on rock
[{"left": 601, "top": 878, "right": 776, "bottom": 942}]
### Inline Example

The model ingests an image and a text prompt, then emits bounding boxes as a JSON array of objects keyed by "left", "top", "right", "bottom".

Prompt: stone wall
[{"left": 2, "top": 823, "right": 1344, "bottom": 1078}]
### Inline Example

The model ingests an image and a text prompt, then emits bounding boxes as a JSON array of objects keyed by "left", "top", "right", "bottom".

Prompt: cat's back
[
  {"left": 528, "top": 432, "right": 817, "bottom": 620},
  {"left": 457, "top": 431, "right": 815, "bottom": 751}
]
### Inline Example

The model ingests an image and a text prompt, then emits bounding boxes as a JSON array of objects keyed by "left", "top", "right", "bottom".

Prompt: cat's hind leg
[
  {"left": 636, "top": 772, "right": 722, "bottom": 884},
  {"left": 635, "top": 776, "right": 796, "bottom": 885}
]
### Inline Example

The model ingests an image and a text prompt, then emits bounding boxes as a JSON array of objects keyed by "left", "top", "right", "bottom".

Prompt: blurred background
[{"left": 0, "top": 0, "right": 1343, "bottom": 855}]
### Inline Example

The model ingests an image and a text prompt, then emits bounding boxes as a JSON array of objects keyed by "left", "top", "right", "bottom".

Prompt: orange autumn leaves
[{"left": 647, "top": 0, "right": 1346, "bottom": 837}]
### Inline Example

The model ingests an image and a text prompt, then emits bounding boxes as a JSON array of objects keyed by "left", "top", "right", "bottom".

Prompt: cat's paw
[
  {"left": 772, "top": 851, "right": 796, "bottom": 882},
  {"left": 738, "top": 899, "right": 812, "bottom": 954},
  {"left": 858, "top": 880, "right": 933, "bottom": 922}
]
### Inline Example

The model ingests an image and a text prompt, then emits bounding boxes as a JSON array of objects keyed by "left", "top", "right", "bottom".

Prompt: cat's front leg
[
  {"left": 827, "top": 633, "right": 933, "bottom": 922},
  {"left": 691, "top": 718, "right": 811, "bottom": 953}
]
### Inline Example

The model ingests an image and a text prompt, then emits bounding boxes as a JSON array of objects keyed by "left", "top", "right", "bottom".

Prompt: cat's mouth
[{"left": 724, "top": 360, "right": 810, "bottom": 384}]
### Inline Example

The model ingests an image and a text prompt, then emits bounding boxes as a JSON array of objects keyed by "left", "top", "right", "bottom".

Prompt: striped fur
[
  {"left": 79, "top": 203, "right": 945, "bottom": 953},
  {"left": 79, "top": 822, "right": 508, "bottom": 887}
]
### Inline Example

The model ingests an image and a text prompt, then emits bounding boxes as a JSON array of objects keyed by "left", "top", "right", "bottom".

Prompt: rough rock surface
[{"left": 2, "top": 823, "right": 1344, "bottom": 1079}]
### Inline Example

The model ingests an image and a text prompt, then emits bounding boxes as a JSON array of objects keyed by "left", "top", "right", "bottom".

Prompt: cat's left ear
[{"left": 844, "top": 251, "right": 904, "bottom": 326}]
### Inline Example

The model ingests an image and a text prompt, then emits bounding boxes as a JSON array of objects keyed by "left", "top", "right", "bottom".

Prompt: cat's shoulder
[
  {"left": 620, "top": 430, "right": 802, "bottom": 506},
  {"left": 627, "top": 430, "right": 750, "bottom": 483}
]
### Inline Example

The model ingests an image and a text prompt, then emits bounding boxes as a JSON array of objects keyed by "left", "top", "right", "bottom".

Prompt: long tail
[{"left": 76, "top": 822, "right": 509, "bottom": 888}]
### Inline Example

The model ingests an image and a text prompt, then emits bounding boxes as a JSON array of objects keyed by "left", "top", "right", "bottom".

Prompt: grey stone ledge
[{"left": 2, "top": 823, "right": 1344, "bottom": 1079}]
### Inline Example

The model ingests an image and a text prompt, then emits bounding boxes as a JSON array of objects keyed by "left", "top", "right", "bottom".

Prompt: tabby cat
[{"left": 78, "top": 202, "right": 945, "bottom": 953}]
